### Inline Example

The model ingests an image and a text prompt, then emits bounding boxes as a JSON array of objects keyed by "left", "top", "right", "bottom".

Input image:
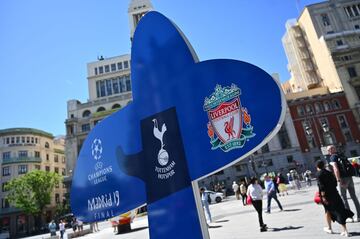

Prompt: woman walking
[
  {"left": 316, "top": 160, "right": 353, "bottom": 237},
  {"left": 247, "top": 177, "right": 267, "bottom": 232}
]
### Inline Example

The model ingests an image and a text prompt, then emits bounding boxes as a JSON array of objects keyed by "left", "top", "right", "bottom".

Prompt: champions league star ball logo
[
  {"left": 204, "top": 84, "right": 255, "bottom": 152},
  {"left": 91, "top": 138, "right": 103, "bottom": 161}
]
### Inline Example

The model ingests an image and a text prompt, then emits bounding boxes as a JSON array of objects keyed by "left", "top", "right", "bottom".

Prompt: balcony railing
[{"left": 2, "top": 157, "right": 42, "bottom": 165}]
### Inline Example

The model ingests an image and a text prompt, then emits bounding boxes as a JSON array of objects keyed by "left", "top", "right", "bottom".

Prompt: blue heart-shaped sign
[{"left": 71, "top": 11, "right": 285, "bottom": 238}]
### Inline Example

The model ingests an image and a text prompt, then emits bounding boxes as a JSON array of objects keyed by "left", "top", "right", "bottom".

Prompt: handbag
[
  {"left": 314, "top": 191, "right": 322, "bottom": 204},
  {"left": 246, "top": 195, "right": 252, "bottom": 205}
]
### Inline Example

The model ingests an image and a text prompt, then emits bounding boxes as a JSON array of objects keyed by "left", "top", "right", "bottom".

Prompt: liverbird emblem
[{"left": 203, "top": 84, "right": 255, "bottom": 152}]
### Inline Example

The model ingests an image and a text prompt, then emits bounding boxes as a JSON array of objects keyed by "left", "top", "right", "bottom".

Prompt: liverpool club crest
[{"left": 203, "top": 84, "right": 255, "bottom": 152}]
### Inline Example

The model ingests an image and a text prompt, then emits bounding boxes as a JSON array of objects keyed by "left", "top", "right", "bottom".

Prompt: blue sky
[{"left": 0, "top": 0, "right": 323, "bottom": 136}]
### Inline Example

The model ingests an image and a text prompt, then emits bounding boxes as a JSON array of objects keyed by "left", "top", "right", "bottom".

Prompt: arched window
[
  {"left": 314, "top": 102, "right": 323, "bottom": 113},
  {"left": 323, "top": 101, "right": 331, "bottom": 111},
  {"left": 332, "top": 99, "right": 341, "bottom": 109},
  {"left": 112, "top": 104, "right": 121, "bottom": 109},
  {"left": 45, "top": 142, "right": 50, "bottom": 149},
  {"left": 297, "top": 106, "right": 305, "bottom": 116},
  {"left": 82, "top": 110, "right": 91, "bottom": 118},
  {"left": 97, "top": 107, "right": 106, "bottom": 112},
  {"left": 305, "top": 104, "right": 314, "bottom": 114}
]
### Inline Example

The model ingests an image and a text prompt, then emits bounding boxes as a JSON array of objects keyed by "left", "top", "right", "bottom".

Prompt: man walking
[
  {"left": 265, "top": 175, "right": 283, "bottom": 213},
  {"left": 232, "top": 181, "right": 240, "bottom": 200},
  {"left": 200, "top": 187, "right": 212, "bottom": 224},
  {"left": 328, "top": 145, "right": 360, "bottom": 222}
]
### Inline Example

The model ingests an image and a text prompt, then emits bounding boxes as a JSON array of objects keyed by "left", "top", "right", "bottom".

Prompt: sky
[{"left": 0, "top": 0, "right": 324, "bottom": 136}]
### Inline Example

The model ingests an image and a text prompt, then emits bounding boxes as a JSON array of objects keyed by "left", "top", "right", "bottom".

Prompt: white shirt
[
  {"left": 232, "top": 183, "right": 239, "bottom": 192},
  {"left": 247, "top": 183, "right": 263, "bottom": 201},
  {"left": 59, "top": 222, "right": 65, "bottom": 231}
]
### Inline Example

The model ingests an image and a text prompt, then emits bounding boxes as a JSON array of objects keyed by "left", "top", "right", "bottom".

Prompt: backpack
[{"left": 335, "top": 155, "right": 355, "bottom": 178}]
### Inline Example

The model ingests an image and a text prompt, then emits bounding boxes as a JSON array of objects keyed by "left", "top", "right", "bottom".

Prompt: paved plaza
[{"left": 29, "top": 178, "right": 360, "bottom": 239}]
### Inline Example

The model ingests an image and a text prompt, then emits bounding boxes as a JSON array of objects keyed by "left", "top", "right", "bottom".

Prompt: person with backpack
[{"left": 328, "top": 145, "right": 360, "bottom": 222}]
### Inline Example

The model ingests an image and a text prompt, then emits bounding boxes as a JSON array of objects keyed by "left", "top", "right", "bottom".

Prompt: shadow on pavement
[
  {"left": 215, "top": 220, "right": 229, "bottom": 223},
  {"left": 116, "top": 226, "right": 148, "bottom": 235},
  {"left": 283, "top": 209, "right": 301, "bottom": 212},
  {"left": 270, "top": 226, "right": 304, "bottom": 232},
  {"left": 208, "top": 225, "right": 222, "bottom": 229},
  {"left": 349, "top": 232, "right": 360, "bottom": 237}
]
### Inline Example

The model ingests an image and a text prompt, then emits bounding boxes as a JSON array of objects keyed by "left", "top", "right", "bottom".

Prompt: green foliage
[{"left": 5, "top": 170, "right": 62, "bottom": 215}]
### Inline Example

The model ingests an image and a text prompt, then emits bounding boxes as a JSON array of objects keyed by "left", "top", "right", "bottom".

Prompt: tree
[{"left": 5, "top": 170, "right": 62, "bottom": 230}]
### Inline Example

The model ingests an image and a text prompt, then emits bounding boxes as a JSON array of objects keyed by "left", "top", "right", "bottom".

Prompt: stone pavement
[{"left": 27, "top": 178, "right": 360, "bottom": 239}]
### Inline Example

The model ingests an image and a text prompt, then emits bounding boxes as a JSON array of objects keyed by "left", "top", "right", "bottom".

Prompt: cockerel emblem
[{"left": 203, "top": 84, "right": 255, "bottom": 152}]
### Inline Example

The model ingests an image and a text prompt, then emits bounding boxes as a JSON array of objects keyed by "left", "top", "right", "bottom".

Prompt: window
[
  {"left": 2, "top": 183, "right": 8, "bottom": 192},
  {"left": 35, "top": 151, "right": 40, "bottom": 158},
  {"left": 321, "top": 13, "right": 330, "bottom": 26},
  {"left": 287, "top": 155, "right": 294, "bottom": 163},
  {"left": 124, "top": 61, "right": 129, "bottom": 69},
  {"left": 278, "top": 124, "right": 291, "bottom": 149},
  {"left": 26, "top": 137, "right": 29, "bottom": 143},
  {"left": 117, "top": 62, "right": 123, "bottom": 70},
  {"left": 54, "top": 167, "right": 59, "bottom": 174},
  {"left": 55, "top": 194, "right": 60, "bottom": 204},
  {"left": 111, "top": 64, "right": 116, "bottom": 72},
  {"left": 21, "top": 136, "right": 25, "bottom": 143},
  {"left": 112, "top": 78, "right": 119, "bottom": 94},
  {"left": 323, "top": 101, "right": 331, "bottom": 111},
  {"left": 112, "top": 104, "right": 121, "bottom": 109},
  {"left": 336, "top": 40, "right": 344, "bottom": 46},
  {"left": 214, "top": 170, "right": 224, "bottom": 175},
  {"left": 81, "top": 123, "right": 90, "bottom": 132},
  {"left": 46, "top": 154, "right": 49, "bottom": 161},
  {"left": 235, "top": 164, "right": 243, "bottom": 172},
  {"left": 54, "top": 155, "right": 59, "bottom": 163},
  {"left": 31, "top": 137, "right": 34, "bottom": 144},
  {"left": 355, "top": 25, "right": 360, "bottom": 29},
  {"left": 99, "top": 66, "right": 104, "bottom": 74},
  {"left": 106, "top": 79, "right": 112, "bottom": 95},
  {"left": 347, "top": 67, "right": 358, "bottom": 78},
  {"left": 343, "top": 130, "right": 353, "bottom": 142},
  {"left": 11, "top": 137, "right": 14, "bottom": 144},
  {"left": 337, "top": 115, "right": 349, "bottom": 128},
  {"left": 3, "top": 152, "right": 10, "bottom": 160},
  {"left": 97, "top": 107, "right": 105, "bottom": 112},
  {"left": 35, "top": 165, "right": 41, "bottom": 170},
  {"left": 104, "top": 65, "right": 110, "bottom": 73},
  {"left": 305, "top": 104, "right": 314, "bottom": 114},
  {"left": 297, "top": 106, "right": 305, "bottom": 116},
  {"left": 2, "top": 166, "right": 10, "bottom": 176},
  {"left": 45, "top": 166, "right": 50, "bottom": 172},
  {"left": 62, "top": 156, "right": 65, "bottom": 163},
  {"left": 18, "top": 151, "right": 28, "bottom": 158},
  {"left": 62, "top": 168, "right": 66, "bottom": 176},
  {"left": 6, "top": 138, "right": 9, "bottom": 144},
  {"left": 16, "top": 137, "right": 20, "bottom": 144},
  {"left": 350, "top": 150, "right": 358, "bottom": 157},
  {"left": 261, "top": 144, "right": 270, "bottom": 153},
  {"left": 125, "top": 75, "right": 131, "bottom": 91},
  {"left": 35, "top": 138, "right": 38, "bottom": 144},
  {"left": 94, "top": 67, "right": 98, "bottom": 75},
  {"left": 45, "top": 142, "right": 50, "bottom": 148},
  {"left": 18, "top": 165, "right": 28, "bottom": 174},
  {"left": 314, "top": 102, "right": 323, "bottom": 113},
  {"left": 82, "top": 110, "right": 91, "bottom": 118},
  {"left": 332, "top": 99, "right": 341, "bottom": 109}
]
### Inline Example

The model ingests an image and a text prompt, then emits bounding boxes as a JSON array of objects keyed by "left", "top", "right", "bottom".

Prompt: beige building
[
  {"left": 0, "top": 128, "right": 66, "bottom": 237},
  {"left": 65, "top": 0, "right": 153, "bottom": 174},
  {"left": 282, "top": 0, "right": 360, "bottom": 125}
]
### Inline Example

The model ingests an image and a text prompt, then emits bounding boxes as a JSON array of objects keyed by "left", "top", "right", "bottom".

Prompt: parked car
[{"left": 205, "top": 190, "right": 224, "bottom": 204}]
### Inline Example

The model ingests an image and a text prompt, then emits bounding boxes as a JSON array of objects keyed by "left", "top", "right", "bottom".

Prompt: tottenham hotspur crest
[{"left": 203, "top": 84, "right": 255, "bottom": 152}]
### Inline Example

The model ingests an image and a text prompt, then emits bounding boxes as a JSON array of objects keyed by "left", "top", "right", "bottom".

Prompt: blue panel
[{"left": 71, "top": 11, "right": 284, "bottom": 239}]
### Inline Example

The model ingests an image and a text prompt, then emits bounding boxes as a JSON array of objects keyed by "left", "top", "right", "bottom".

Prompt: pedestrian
[
  {"left": 304, "top": 170, "right": 312, "bottom": 187},
  {"left": 59, "top": 220, "right": 65, "bottom": 239},
  {"left": 71, "top": 217, "right": 78, "bottom": 236},
  {"left": 232, "top": 181, "right": 240, "bottom": 200},
  {"left": 48, "top": 220, "right": 57, "bottom": 237},
  {"left": 91, "top": 221, "right": 99, "bottom": 232},
  {"left": 351, "top": 159, "right": 359, "bottom": 177},
  {"left": 272, "top": 176, "right": 280, "bottom": 195},
  {"left": 247, "top": 177, "right": 267, "bottom": 232},
  {"left": 77, "top": 218, "right": 83, "bottom": 232},
  {"left": 316, "top": 160, "right": 353, "bottom": 237},
  {"left": 287, "top": 172, "right": 294, "bottom": 190},
  {"left": 328, "top": 145, "right": 360, "bottom": 222},
  {"left": 277, "top": 173, "right": 288, "bottom": 196},
  {"left": 200, "top": 187, "right": 213, "bottom": 224},
  {"left": 221, "top": 182, "right": 226, "bottom": 197},
  {"left": 239, "top": 181, "right": 247, "bottom": 206},
  {"left": 293, "top": 170, "right": 302, "bottom": 190},
  {"left": 264, "top": 175, "right": 283, "bottom": 213}
]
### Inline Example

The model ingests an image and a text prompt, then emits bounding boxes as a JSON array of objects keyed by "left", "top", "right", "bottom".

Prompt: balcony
[{"left": 2, "top": 157, "right": 42, "bottom": 165}]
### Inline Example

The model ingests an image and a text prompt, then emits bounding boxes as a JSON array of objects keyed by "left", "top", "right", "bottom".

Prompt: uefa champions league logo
[{"left": 91, "top": 138, "right": 103, "bottom": 161}]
